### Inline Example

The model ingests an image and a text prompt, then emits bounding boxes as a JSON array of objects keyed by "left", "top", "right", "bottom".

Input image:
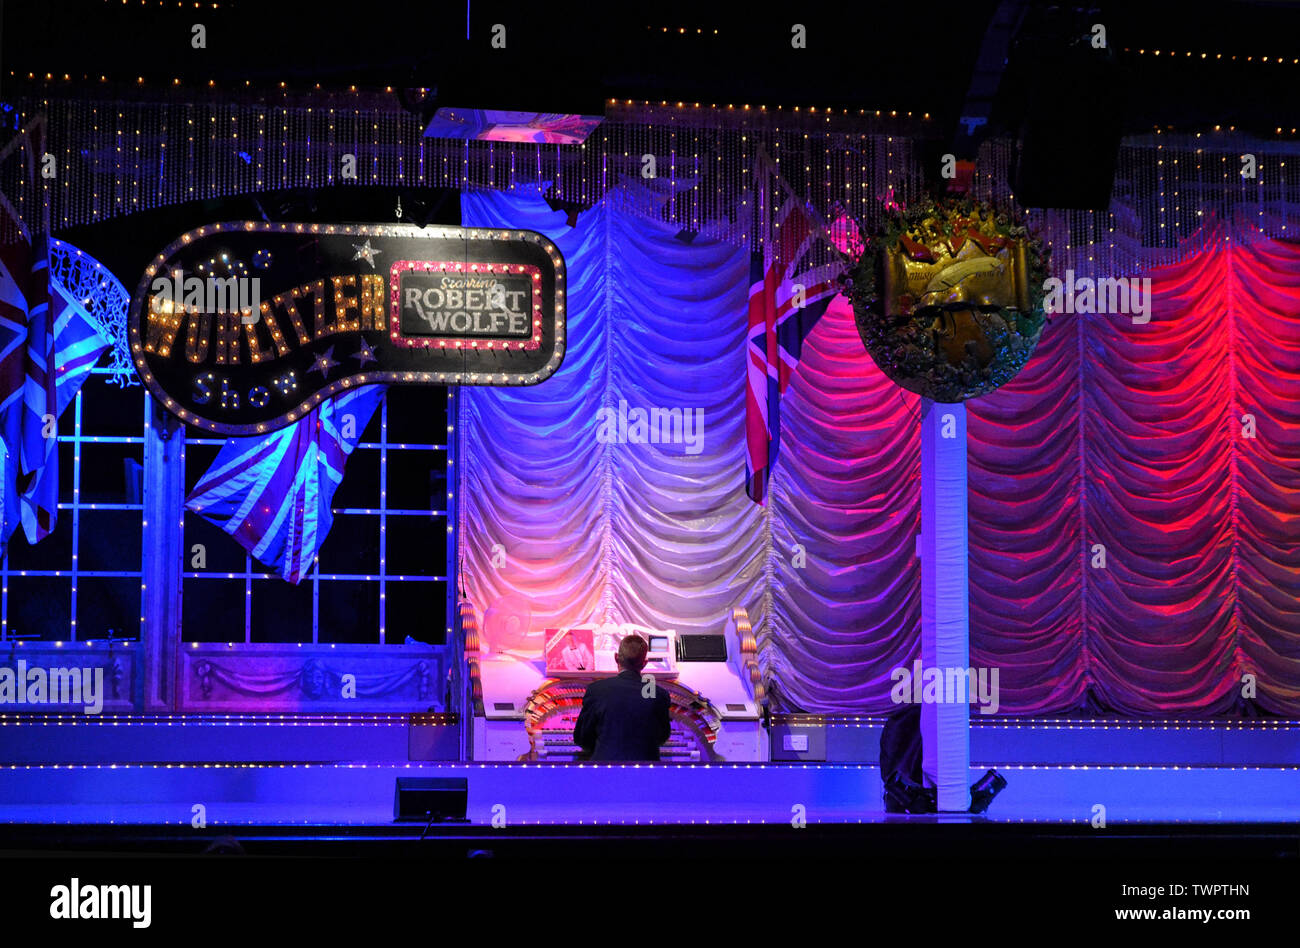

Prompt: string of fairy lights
[
  {"left": 6, "top": 87, "right": 1300, "bottom": 286},
  {"left": 967, "top": 129, "right": 1300, "bottom": 285},
  {"left": 2, "top": 90, "right": 927, "bottom": 268}
]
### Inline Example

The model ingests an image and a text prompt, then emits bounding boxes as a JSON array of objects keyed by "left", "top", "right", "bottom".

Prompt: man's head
[
  {"left": 615, "top": 634, "right": 649, "bottom": 672},
  {"left": 565, "top": 632, "right": 576, "bottom": 646}
]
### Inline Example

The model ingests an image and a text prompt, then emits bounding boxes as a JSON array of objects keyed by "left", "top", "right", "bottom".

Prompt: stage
[
  {"left": 3, "top": 715, "right": 1296, "bottom": 839},
  {"left": 5, "top": 2, "right": 1300, "bottom": 933}
]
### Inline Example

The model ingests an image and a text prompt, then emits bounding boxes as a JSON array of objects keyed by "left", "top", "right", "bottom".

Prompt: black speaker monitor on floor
[{"left": 394, "top": 777, "right": 468, "bottom": 823}]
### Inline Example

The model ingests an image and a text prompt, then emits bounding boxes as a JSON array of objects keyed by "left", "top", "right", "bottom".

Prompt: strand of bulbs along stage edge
[
  {"left": 766, "top": 715, "right": 1297, "bottom": 731},
  {"left": 0, "top": 760, "right": 1291, "bottom": 773},
  {"left": 0, "top": 816, "right": 1267, "bottom": 826},
  {"left": 1, "top": 711, "right": 1288, "bottom": 731},
  {"left": 0, "top": 712, "right": 456, "bottom": 726}
]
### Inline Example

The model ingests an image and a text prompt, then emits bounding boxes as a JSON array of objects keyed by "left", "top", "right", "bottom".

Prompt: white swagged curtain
[
  {"left": 459, "top": 188, "right": 765, "bottom": 636},
  {"left": 458, "top": 187, "right": 925, "bottom": 713}
]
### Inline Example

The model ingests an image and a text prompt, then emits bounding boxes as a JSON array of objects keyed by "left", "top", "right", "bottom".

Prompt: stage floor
[{"left": 2, "top": 761, "right": 1297, "bottom": 827}]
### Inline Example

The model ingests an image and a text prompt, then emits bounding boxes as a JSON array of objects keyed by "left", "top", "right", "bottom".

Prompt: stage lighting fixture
[{"left": 968, "top": 769, "right": 1007, "bottom": 815}]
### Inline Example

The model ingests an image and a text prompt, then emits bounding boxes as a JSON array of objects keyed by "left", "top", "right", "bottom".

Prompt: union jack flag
[
  {"left": 744, "top": 195, "right": 844, "bottom": 504},
  {"left": 185, "top": 384, "right": 386, "bottom": 584},
  {"left": 0, "top": 117, "right": 105, "bottom": 546}
]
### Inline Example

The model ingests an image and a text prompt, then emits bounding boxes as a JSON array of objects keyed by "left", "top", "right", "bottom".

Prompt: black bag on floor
[{"left": 879, "top": 704, "right": 936, "bottom": 813}]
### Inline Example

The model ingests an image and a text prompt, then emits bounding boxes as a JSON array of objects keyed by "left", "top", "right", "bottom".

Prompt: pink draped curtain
[{"left": 966, "top": 220, "right": 1300, "bottom": 716}]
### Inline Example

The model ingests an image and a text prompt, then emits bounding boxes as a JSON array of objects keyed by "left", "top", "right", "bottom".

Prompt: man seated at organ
[{"left": 573, "top": 635, "right": 672, "bottom": 761}]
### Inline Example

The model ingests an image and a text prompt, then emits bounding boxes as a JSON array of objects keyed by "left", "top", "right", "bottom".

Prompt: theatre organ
[{"left": 459, "top": 604, "right": 767, "bottom": 761}]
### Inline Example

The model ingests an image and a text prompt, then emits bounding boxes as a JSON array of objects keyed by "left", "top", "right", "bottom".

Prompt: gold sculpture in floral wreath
[{"left": 848, "top": 197, "right": 1049, "bottom": 402}]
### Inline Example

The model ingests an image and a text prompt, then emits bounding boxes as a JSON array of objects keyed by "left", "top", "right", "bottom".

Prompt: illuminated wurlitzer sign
[{"left": 130, "top": 222, "right": 566, "bottom": 435}]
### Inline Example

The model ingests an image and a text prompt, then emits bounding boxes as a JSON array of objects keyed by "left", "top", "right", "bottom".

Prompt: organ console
[
  {"left": 462, "top": 606, "right": 767, "bottom": 762},
  {"left": 522, "top": 677, "right": 722, "bottom": 762}
]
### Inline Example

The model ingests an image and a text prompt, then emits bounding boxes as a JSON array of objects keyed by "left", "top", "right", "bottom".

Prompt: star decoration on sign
[
  {"left": 308, "top": 345, "right": 339, "bottom": 380},
  {"left": 352, "top": 338, "right": 378, "bottom": 367},
  {"left": 351, "top": 239, "right": 381, "bottom": 269}
]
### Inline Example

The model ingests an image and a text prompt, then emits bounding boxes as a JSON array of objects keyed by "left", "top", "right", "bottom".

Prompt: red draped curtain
[{"left": 772, "top": 221, "right": 1300, "bottom": 716}]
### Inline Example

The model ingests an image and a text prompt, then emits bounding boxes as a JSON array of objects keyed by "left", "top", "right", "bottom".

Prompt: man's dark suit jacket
[{"left": 573, "top": 668, "right": 672, "bottom": 761}]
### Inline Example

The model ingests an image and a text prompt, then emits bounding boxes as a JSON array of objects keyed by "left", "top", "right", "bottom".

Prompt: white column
[
  {"left": 919, "top": 399, "right": 971, "bottom": 811},
  {"left": 142, "top": 405, "right": 185, "bottom": 710}
]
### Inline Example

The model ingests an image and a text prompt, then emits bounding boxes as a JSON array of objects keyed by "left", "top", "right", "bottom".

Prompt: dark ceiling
[{"left": 5, "top": 0, "right": 1300, "bottom": 140}]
